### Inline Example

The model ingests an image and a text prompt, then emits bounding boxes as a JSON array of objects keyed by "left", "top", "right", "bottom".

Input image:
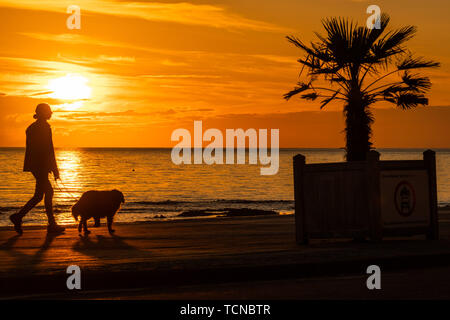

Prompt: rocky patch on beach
[{"left": 178, "top": 208, "right": 278, "bottom": 218}]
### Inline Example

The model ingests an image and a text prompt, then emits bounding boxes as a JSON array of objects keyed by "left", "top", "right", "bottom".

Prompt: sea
[{"left": 0, "top": 148, "right": 449, "bottom": 226}]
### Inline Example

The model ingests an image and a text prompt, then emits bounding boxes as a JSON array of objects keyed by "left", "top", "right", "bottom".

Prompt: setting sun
[{"left": 47, "top": 74, "right": 92, "bottom": 100}]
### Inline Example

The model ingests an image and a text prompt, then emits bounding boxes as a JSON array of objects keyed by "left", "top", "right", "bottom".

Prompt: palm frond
[
  {"left": 373, "top": 25, "right": 416, "bottom": 55},
  {"left": 366, "top": 13, "right": 390, "bottom": 47},
  {"left": 301, "top": 92, "right": 319, "bottom": 101},
  {"left": 397, "top": 56, "right": 440, "bottom": 70},
  {"left": 381, "top": 84, "right": 409, "bottom": 97},
  {"left": 320, "top": 90, "right": 341, "bottom": 109},
  {"left": 283, "top": 82, "right": 310, "bottom": 100},
  {"left": 389, "top": 92, "right": 429, "bottom": 109},
  {"left": 286, "top": 36, "right": 331, "bottom": 62},
  {"left": 401, "top": 72, "right": 431, "bottom": 92}
]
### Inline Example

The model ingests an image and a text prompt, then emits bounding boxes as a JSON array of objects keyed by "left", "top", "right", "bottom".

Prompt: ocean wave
[
  {"left": 133, "top": 199, "right": 293, "bottom": 205},
  {"left": 0, "top": 199, "right": 294, "bottom": 214},
  {"left": 2, "top": 199, "right": 450, "bottom": 216},
  {"left": 0, "top": 203, "right": 73, "bottom": 214},
  {"left": 178, "top": 208, "right": 278, "bottom": 218}
]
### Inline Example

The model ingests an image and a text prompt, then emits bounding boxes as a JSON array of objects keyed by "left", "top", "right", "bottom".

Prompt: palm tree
[{"left": 284, "top": 14, "right": 440, "bottom": 161}]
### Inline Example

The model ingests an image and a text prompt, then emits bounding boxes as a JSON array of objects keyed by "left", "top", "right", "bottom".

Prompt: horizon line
[{"left": 1, "top": 146, "right": 449, "bottom": 150}]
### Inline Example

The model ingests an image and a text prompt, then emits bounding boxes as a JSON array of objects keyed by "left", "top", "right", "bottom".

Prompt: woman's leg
[
  {"left": 10, "top": 172, "right": 45, "bottom": 233},
  {"left": 16, "top": 172, "right": 45, "bottom": 219},
  {"left": 40, "top": 174, "right": 65, "bottom": 233},
  {"left": 39, "top": 172, "right": 56, "bottom": 225}
]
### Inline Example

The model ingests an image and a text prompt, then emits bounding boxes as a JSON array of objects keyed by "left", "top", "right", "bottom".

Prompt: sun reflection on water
[{"left": 54, "top": 150, "right": 83, "bottom": 225}]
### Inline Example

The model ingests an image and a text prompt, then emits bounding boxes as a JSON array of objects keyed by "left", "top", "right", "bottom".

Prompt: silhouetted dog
[{"left": 72, "top": 190, "right": 125, "bottom": 235}]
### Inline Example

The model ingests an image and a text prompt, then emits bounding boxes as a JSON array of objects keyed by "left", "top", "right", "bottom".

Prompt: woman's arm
[{"left": 49, "top": 127, "right": 59, "bottom": 179}]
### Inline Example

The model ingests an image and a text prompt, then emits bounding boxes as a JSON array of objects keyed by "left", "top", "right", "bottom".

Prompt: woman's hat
[{"left": 33, "top": 103, "right": 52, "bottom": 119}]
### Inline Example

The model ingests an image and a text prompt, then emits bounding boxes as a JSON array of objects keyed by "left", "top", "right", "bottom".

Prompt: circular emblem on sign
[{"left": 394, "top": 181, "right": 416, "bottom": 217}]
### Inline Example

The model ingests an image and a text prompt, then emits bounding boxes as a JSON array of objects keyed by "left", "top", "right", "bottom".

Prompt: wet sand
[{"left": 1, "top": 213, "right": 450, "bottom": 298}]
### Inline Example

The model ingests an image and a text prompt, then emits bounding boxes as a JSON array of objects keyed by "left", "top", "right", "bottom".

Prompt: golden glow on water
[{"left": 55, "top": 150, "right": 83, "bottom": 225}]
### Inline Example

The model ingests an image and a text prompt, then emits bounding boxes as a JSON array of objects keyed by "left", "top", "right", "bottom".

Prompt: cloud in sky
[{"left": 0, "top": 0, "right": 290, "bottom": 32}]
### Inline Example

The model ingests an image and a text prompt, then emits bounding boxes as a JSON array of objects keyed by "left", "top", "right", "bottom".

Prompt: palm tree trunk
[{"left": 343, "top": 98, "right": 373, "bottom": 161}]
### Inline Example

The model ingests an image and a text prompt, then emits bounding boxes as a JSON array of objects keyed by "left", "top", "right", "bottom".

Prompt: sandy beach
[{"left": 1, "top": 210, "right": 450, "bottom": 299}]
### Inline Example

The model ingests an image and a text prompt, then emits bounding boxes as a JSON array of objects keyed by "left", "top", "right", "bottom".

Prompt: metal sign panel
[{"left": 380, "top": 170, "right": 430, "bottom": 225}]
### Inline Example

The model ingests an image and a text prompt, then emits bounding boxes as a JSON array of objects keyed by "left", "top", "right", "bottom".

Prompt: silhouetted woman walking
[{"left": 10, "top": 103, "right": 65, "bottom": 234}]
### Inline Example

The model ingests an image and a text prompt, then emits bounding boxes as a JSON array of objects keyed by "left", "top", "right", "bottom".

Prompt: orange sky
[{"left": 0, "top": 0, "right": 449, "bottom": 148}]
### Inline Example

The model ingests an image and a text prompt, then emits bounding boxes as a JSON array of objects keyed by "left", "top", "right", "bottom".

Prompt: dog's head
[
  {"left": 112, "top": 189, "right": 125, "bottom": 204},
  {"left": 71, "top": 203, "right": 80, "bottom": 221}
]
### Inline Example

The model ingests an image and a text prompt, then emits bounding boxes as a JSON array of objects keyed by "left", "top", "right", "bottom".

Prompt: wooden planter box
[{"left": 293, "top": 150, "right": 438, "bottom": 244}]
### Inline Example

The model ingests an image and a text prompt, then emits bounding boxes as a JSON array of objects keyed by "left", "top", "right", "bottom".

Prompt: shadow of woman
[
  {"left": 2, "top": 232, "right": 63, "bottom": 275},
  {"left": 30, "top": 232, "right": 60, "bottom": 262},
  {"left": 0, "top": 234, "right": 22, "bottom": 251}
]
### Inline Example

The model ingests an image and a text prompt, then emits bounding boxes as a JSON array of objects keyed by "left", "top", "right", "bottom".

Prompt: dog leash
[{"left": 54, "top": 179, "right": 79, "bottom": 201}]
